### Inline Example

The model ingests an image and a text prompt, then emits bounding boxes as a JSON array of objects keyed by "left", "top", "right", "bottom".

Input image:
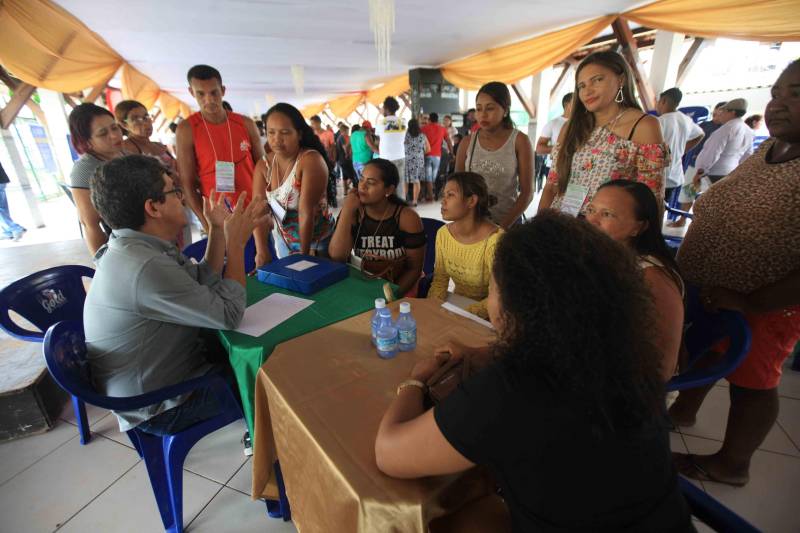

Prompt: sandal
[{"left": 673, "top": 453, "right": 748, "bottom": 487}]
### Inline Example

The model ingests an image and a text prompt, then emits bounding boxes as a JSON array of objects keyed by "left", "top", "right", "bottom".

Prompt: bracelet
[{"left": 396, "top": 379, "right": 427, "bottom": 396}]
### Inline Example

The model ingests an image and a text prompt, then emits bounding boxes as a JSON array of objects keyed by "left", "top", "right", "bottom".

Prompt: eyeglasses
[
  {"left": 127, "top": 115, "right": 154, "bottom": 124},
  {"left": 164, "top": 188, "right": 184, "bottom": 200}
]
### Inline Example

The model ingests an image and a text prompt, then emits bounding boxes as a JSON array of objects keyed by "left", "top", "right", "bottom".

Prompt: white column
[
  {"left": 649, "top": 31, "right": 685, "bottom": 96},
  {"left": 39, "top": 90, "right": 76, "bottom": 182},
  {"left": 1, "top": 127, "right": 45, "bottom": 227},
  {"left": 529, "top": 68, "right": 554, "bottom": 142},
  {"left": 459, "top": 88, "right": 468, "bottom": 112}
]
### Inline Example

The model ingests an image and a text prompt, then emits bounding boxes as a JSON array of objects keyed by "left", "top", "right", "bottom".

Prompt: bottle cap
[
  {"left": 375, "top": 298, "right": 386, "bottom": 309},
  {"left": 399, "top": 302, "right": 411, "bottom": 314},
  {"left": 379, "top": 308, "right": 392, "bottom": 317}
]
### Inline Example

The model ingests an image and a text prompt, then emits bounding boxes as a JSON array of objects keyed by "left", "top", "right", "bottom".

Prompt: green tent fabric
[{"left": 218, "top": 269, "right": 389, "bottom": 435}]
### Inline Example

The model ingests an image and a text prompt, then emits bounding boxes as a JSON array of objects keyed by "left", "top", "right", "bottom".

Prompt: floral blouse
[{"left": 548, "top": 125, "right": 668, "bottom": 213}]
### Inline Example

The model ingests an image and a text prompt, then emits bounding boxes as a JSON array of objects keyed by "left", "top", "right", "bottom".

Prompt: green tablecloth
[{"left": 218, "top": 268, "right": 387, "bottom": 435}]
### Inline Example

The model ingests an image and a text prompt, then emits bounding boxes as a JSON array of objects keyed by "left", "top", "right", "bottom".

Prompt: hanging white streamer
[
  {"left": 368, "top": 0, "right": 395, "bottom": 72},
  {"left": 291, "top": 65, "right": 304, "bottom": 97}
]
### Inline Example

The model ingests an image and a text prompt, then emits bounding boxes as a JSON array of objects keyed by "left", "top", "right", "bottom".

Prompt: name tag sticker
[
  {"left": 215, "top": 161, "right": 235, "bottom": 192},
  {"left": 560, "top": 183, "right": 589, "bottom": 217}
]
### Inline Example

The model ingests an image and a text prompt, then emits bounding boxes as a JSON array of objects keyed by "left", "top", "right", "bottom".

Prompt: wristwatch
[{"left": 396, "top": 379, "right": 427, "bottom": 396}]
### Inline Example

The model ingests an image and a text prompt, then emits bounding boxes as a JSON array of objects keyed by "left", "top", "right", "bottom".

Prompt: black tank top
[{"left": 350, "top": 204, "right": 426, "bottom": 260}]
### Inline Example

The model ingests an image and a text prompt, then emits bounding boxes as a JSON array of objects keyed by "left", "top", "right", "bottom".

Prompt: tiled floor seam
[
  {"left": 0, "top": 434, "right": 80, "bottom": 489},
  {"left": 676, "top": 429, "right": 707, "bottom": 492},
  {"left": 53, "top": 460, "right": 142, "bottom": 531},
  {"left": 680, "top": 432, "right": 800, "bottom": 461},
  {"left": 185, "top": 483, "right": 227, "bottom": 530},
  {"left": 776, "top": 419, "right": 800, "bottom": 453}
]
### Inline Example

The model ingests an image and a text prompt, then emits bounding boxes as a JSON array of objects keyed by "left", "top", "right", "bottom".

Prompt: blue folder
[{"left": 256, "top": 255, "right": 349, "bottom": 294}]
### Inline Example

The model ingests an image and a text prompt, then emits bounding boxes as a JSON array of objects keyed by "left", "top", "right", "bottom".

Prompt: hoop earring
[{"left": 615, "top": 86, "right": 624, "bottom": 104}]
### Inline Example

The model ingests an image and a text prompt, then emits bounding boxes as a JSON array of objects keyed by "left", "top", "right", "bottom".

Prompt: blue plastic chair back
[
  {"left": 0, "top": 265, "right": 94, "bottom": 342},
  {"left": 182, "top": 235, "right": 272, "bottom": 273},
  {"left": 679, "top": 477, "right": 758, "bottom": 532},
  {"left": 678, "top": 106, "right": 709, "bottom": 125},
  {"left": 43, "top": 320, "right": 250, "bottom": 531},
  {"left": 667, "top": 286, "right": 752, "bottom": 392},
  {"left": 421, "top": 217, "right": 444, "bottom": 277}
]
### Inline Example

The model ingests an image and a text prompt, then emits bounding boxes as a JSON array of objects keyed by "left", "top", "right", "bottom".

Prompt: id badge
[
  {"left": 560, "top": 183, "right": 589, "bottom": 217},
  {"left": 349, "top": 253, "right": 363, "bottom": 269},
  {"left": 215, "top": 161, "right": 235, "bottom": 193}
]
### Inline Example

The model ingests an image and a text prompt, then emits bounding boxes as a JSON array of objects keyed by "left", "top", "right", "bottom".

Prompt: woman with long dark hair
[
  {"left": 586, "top": 180, "right": 684, "bottom": 380},
  {"left": 68, "top": 103, "right": 125, "bottom": 255},
  {"left": 538, "top": 51, "right": 667, "bottom": 216},
  {"left": 455, "top": 82, "right": 533, "bottom": 228},
  {"left": 375, "top": 212, "right": 692, "bottom": 532},
  {"left": 114, "top": 100, "right": 175, "bottom": 170},
  {"left": 328, "top": 158, "right": 425, "bottom": 295},
  {"left": 253, "top": 102, "right": 336, "bottom": 262}
]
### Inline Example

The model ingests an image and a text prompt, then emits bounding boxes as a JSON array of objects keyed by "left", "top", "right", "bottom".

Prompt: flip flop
[{"left": 675, "top": 453, "right": 748, "bottom": 487}]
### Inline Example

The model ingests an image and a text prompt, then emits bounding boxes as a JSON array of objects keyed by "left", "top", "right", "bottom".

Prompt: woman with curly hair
[{"left": 375, "top": 212, "right": 692, "bottom": 532}]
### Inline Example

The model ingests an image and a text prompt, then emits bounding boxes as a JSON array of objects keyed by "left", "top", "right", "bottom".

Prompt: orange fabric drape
[
  {"left": 365, "top": 75, "right": 411, "bottom": 106},
  {"left": 328, "top": 93, "right": 365, "bottom": 119},
  {"left": 624, "top": 0, "right": 800, "bottom": 42},
  {"left": 0, "top": 0, "right": 192, "bottom": 120},
  {"left": 121, "top": 64, "right": 161, "bottom": 110},
  {"left": 0, "top": 0, "right": 122, "bottom": 92},
  {"left": 440, "top": 16, "right": 616, "bottom": 89},
  {"left": 300, "top": 103, "right": 327, "bottom": 119}
]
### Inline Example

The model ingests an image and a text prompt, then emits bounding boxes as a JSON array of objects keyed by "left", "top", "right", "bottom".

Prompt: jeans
[
  {"left": 136, "top": 334, "right": 240, "bottom": 436},
  {"left": 0, "top": 183, "right": 24, "bottom": 238},
  {"left": 424, "top": 156, "right": 440, "bottom": 183},
  {"left": 390, "top": 158, "right": 406, "bottom": 199},
  {"left": 353, "top": 161, "right": 366, "bottom": 186}
]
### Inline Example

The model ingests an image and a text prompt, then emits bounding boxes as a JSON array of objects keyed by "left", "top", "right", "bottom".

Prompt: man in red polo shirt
[
  {"left": 420, "top": 112, "right": 453, "bottom": 202},
  {"left": 176, "top": 65, "right": 263, "bottom": 233}
]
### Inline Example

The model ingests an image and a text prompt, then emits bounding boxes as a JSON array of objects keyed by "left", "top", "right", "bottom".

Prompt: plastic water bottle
[
  {"left": 396, "top": 302, "right": 417, "bottom": 352},
  {"left": 371, "top": 298, "right": 386, "bottom": 346},
  {"left": 375, "top": 308, "right": 398, "bottom": 359}
]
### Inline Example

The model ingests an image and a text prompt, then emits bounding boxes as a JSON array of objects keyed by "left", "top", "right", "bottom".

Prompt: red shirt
[
  {"left": 421, "top": 123, "right": 448, "bottom": 157},
  {"left": 188, "top": 111, "right": 254, "bottom": 203}
]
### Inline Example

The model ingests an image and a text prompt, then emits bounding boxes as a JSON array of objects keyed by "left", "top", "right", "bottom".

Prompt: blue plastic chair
[
  {"left": 417, "top": 218, "right": 445, "bottom": 298},
  {"left": 182, "top": 235, "right": 273, "bottom": 273},
  {"left": 0, "top": 265, "right": 95, "bottom": 444},
  {"left": 667, "top": 286, "right": 752, "bottom": 392},
  {"left": 678, "top": 106, "right": 710, "bottom": 125},
  {"left": 42, "top": 320, "right": 247, "bottom": 533},
  {"left": 663, "top": 203, "right": 694, "bottom": 253},
  {"left": 679, "top": 476, "right": 759, "bottom": 532}
]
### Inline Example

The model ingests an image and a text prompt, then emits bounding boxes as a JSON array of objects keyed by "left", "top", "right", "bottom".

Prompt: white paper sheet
[
  {"left": 286, "top": 260, "right": 318, "bottom": 272},
  {"left": 234, "top": 293, "right": 314, "bottom": 337},
  {"left": 441, "top": 302, "right": 494, "bottom": 329}
]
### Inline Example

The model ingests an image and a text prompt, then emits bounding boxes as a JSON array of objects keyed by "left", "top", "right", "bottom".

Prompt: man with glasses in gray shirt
[{"left": 84, "top": 155, "right": 268, "bottom": 441}]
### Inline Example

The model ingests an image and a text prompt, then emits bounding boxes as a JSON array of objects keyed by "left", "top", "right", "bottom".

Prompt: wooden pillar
[
  {"left": 0, "top": 83, "right": 37, "bottom": 129},
  {"left": 677, "top": 38, "right": 710, "bottom": 87},
  {"left": 612, "top": 18, "right": 657, "bottom": 111}
]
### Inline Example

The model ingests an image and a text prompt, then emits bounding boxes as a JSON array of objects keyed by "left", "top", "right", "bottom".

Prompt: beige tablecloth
[{"left": 252, "top": 298, "right": 500, "bottom": 532}]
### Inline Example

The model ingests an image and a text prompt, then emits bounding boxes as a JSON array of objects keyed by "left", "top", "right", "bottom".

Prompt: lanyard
[{"left": 200, "top": 112, "right": 234, "bottom": 163}]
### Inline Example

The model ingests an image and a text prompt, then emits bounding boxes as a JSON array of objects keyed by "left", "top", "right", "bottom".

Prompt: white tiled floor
[
  {"left": 1, "top": 195, "right": 798, "bottom": 532},
  {"left": 0, "top": 402, "right": 298, "bottom": 533}
]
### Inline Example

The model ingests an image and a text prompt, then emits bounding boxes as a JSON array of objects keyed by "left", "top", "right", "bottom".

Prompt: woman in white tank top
[{"left": 455, "top": 82, "right": 534, "bottom": 228}]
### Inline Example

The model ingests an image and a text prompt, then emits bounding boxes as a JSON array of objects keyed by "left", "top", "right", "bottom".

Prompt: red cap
[{"left": 362, "top": 120, "right": 372, "bottom": 129}]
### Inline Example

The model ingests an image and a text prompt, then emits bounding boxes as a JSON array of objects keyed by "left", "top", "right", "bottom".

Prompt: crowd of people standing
[{"left": 52, "top": 47, "right": 799, "bottom": 531}]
